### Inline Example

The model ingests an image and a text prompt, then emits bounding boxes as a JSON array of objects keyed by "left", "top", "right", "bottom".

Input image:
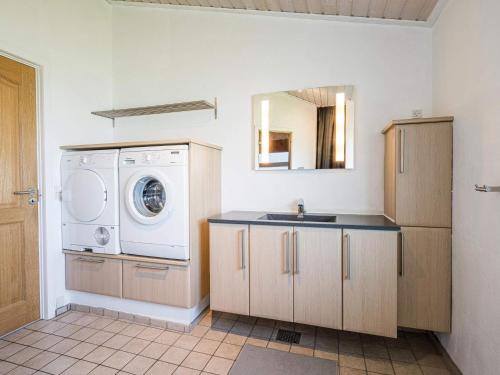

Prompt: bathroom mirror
[{"left": 252, "top": 85, "right": 354, "bottom": 170}]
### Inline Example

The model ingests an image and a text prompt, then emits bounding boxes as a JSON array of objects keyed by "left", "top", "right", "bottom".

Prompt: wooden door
[
  {"left": 395, "top": 123, "right": 452, "bottom": 227},
  {"left": 343, "top": 229, "right": 398, "bottom": 338},
  {"left": 250, "top": 225, "right": 293, "bottom": 322},
  {"left": 0, "top": 55, "right": 39, "bottom": 336},
  {"left": 293, "top": 227, "right": 342, "bottom": 329},
  {"left": 209, "top": 224, "right": 250, "bottom": 315},
  {"left": 398, "top": 227, "right": 451, "bottom": 332}
]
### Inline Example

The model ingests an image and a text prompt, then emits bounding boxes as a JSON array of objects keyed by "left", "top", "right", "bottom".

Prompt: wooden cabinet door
[
  {"left": 210, "top": 223, "right": 249, "bottom": 315},
  {"left": 395, "top": 123, "right": 452, "bottom": 227},
  {"left": 398, "top": 227, "right": 451, "bottom": 332},
  {"left": 343, "top": 229, "right": 398, "bottom": 338},
  {"left": 293, "top": 227, "right": 342, "bottom": 329},
  {"left": 250, "top": 225, "right": 293, "bottom": 322}
]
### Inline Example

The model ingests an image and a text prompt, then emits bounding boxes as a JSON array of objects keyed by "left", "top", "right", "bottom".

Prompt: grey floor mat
[{"left": 229, "top": 344, "right": 338, "bottom": 375}]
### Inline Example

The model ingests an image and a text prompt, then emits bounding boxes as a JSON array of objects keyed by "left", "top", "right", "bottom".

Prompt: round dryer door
[
  {"left": 125, "top": 170, "right": 173, "bottom": 225},
  {"left": 64, "top": 170, "right": 107, "bottom": 222}
]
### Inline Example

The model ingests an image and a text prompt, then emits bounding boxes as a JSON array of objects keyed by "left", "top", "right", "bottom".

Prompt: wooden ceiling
[{"left": 116, "top": 0, "right": 440, "bottom": 22}]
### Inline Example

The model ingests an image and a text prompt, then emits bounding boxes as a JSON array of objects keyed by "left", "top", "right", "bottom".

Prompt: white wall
[
  {"left": 432, "top": 0, "right": 500, "bottom": 374},
  {"left": 0, "top": 0, "right": 113, "bottom": 318},
  {"left": 111, "top": 6, "right": 433, "bottom": 214}
]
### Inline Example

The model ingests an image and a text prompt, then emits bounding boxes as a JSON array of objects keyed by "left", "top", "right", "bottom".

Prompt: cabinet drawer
[
  {"left": 123, "top": 260, "right": 191, "bottom": 308},
  {"left": 65, "top": 254, "right": 122, "bottom": 297}
]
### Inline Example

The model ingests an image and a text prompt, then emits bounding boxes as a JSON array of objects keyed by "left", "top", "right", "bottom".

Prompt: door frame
[{"left": 0, "top": 49, "right": 48, "bottom": 320}]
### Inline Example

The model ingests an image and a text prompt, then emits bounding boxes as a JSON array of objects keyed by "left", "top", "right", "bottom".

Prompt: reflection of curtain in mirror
[{"left": 316, "top": 106, "right": 345, "bottom": 169}]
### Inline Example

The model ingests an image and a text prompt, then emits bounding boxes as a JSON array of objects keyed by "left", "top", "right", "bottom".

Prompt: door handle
[
  {"left": 135, "top": 264, "right": 169, "bottom": 271},
  {"left": 399, "top": 231, "right": 405, "bottom": 277},
  {"left": 293, "top": 231, "right": 299, "bottom": 274},
  {"left": 284, "top": 231, "right": 290, "bottom": 274},
  {"left": 344, "top": 234, "right": 351, "bottom": 280},
  {"left": 239, "top": 229, "right": 246, "bottom": 270},
  {"left": 75, "top": 257, "right": 105, "bottom": 264},
  {"left": 13, "top": 187, "right": 38, "bottom": 205},
  {"left": 399, "top": 128, "right": 405, "bottom": 174}
]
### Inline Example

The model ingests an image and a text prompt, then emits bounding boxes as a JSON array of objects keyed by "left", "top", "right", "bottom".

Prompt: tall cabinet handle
[
  {"left": 239, "top": 229, "right": 246, "bottom": 270},
  {"left": 399, "top": 128, "right": 405, "bottom": 174},
  {"left": 293, "top": 231, "right": 299, "bottom": 274},
  {"left": 399, "top": 231, "right": 405, "bottom": 277},
  {"left": 344, "top": 233, "right": 351, "bottom": 280},
  {"left": 284, "top": 232, "right": 290, "bottom": 274}
]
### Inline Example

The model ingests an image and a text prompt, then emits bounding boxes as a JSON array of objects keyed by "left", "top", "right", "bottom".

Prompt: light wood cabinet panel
[
  {"left": 123, "top": 260, "right": 191, "bottom": 308},
  {"left": 209, "top": 223, "right": 249, "bottom": 315},
  {"left": 398, "top": 227, "right": 451, "bottom": 332},
  {"left": 65, "top": 254, "right": 122, "bottom": 297},
  {"left": 250, "top": 225, "right": 293, "bottom": 322},
  {"left": 343, "top": 229, "right": 398, "bottom": 338},
  {"left": 293, "top": 227, "right": 342, "bottom": 329},
  {"left": 395, "top": 122, "right": 452, "bottom": 227}
]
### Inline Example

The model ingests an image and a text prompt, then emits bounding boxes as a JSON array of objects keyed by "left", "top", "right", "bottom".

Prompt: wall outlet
[{"left": 412, "top": 109, "right": 423, "bottom": 118}]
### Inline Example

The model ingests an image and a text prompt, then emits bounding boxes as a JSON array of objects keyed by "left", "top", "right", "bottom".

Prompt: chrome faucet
[{"left": 297, "top": 199, "right": 305, "bottom": 219}]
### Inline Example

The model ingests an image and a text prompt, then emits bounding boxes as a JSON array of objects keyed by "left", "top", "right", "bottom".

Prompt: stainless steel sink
[{"left": 258, "top": 213, "right": 337, "bottom": 223}]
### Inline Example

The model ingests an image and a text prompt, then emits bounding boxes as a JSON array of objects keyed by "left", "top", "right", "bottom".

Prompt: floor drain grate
[{"left": 276, "top": 329, "right": 301, "bottom": 344}]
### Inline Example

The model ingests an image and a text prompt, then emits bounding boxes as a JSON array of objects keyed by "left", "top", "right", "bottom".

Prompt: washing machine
[
  {"left": 119, "top": 145, "right": 189, "bottom": 260},
  {"left": 61, "top": 150, "right": 120, "bottom": 254}
]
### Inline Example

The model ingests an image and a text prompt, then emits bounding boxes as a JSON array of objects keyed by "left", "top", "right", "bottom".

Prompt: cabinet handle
[
  {"left": 284, "top": 231, "right": 290, "bottom": 274},
  {"left": 344, "top": 234, "right": 351, "bottom": 280},
  {"left": 240, "top": 229, "right": 246, "bottom": 270},
  {"left": 399, "top": 128, "right": 405, "bottom": 174},
  {"left": 293, "top": 231, "right": 299, "bottom": 274},
  {"left": 75, "top": 257, "right": 104, "bottom": 264},
  {"left": 399, "top": 232, "right": 405, "bottom": 277},
  {"left": 135, "top": 264, "right": 169, "bottom": 271}
]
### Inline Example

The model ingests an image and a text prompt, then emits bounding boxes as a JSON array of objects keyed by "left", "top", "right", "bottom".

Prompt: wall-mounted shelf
[{"left": 92, "top": 98, "right": 217, "bottom": 126}]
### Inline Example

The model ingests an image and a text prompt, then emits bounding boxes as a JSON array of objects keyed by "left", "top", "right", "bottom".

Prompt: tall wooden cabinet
[{"left": 383, "top": 116, "right": 453, "bottom": 333}]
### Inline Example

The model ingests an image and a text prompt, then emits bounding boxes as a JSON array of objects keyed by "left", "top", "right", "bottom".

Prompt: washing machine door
[
  {"left": 125, "top": 169, "right": 174, "bottom": 225},
  {"left": 63, "top": 169, "right": 107, "bottom": 222}
]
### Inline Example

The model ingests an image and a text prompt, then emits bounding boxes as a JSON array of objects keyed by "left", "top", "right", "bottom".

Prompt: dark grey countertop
[{"left": 208, "top": 211, "right": 400, "bottom": 231}]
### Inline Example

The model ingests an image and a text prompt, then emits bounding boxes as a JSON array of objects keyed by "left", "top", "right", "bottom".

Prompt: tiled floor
[{"left": 0, "top": 309, "right": 456, "bottom": 375}]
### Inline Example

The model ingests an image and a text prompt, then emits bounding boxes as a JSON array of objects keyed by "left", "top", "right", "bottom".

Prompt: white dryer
[
  {"left": 119, "top": 145, "right": 189, "bottom": 260},
  {"left": 61, "top": 150, "right": 120, "bottom": 254}
]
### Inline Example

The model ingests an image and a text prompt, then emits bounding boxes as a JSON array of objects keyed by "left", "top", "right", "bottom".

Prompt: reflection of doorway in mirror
[{"left": 258, "top": 130, "right": 292, "bottom": 169}]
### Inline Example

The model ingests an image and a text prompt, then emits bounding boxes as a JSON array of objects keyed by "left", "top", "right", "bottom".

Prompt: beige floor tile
[
  {"left": 65, "top": 342, "right": 98, "bottom": 359},
  {"left": 73, "top": 315, "right": 99, "bottom": 327},
  {"left": 340, "top": 368, "right": 367, "bottom": 375},
  {"left": 39, "top": 322, "right": 67, "bottom": 335},
  {"left": 71, "top": 328, "right": 99, "bottom": 342},
  {"left": 121, "top": 338, "right": 151, "bottom": 355},
  {"left": 89, "top": 365, "right": 118, "bottom": 374},
  {"left": 339, "top": 354, "right": 366, "bottom": 370},
  {"left": 140, "top": 343, "right": 169, "bottom": 360},
  {"left": 61, "top": 360, "right": 97, "bottom": 375},
  {"left": 7, "top": 347, "right": 43, "bottom": 365},
  {"left": 340, "top": 340, "right": 364, "bottom": 355},
  {"left": 266, "top": 342, "right": 290, "bottom": 353},
  {"left": 189, "top": 326, "right": 209, "bottom": 338},
  {"left": 120, "top": 325, "right": 147, "bottom": 338},
  {"left": 389, "top": 348, "right": 417, "bottom": 363},
  {"left": 392, "top": 361, "right": 423, "bottom": 375},
  {"left": 103, "top": 321, "right": 130, "bottom": 334},
  {"left": 244, "top": 338, "right": 268, "bottom": 348},
  {"left": 23, "top": 351, "right": 60, "bottom": 370},
  {"left": 58, "top": 312, "right": 84, "bottom": 324},
  {"left": 136, "top": 328, "right": 164, "bottom": 341},
  {"left": 41, "top": 355, "right": 78, "bottom": 374},
  {"left": 26, "top": 320, "right": 51, "bottom": 331},
  {"left": 203, "top": 357, "right": 233, "bottom": 375},
  {"left": 17, "top": 332, "right": 48, "bottom": 346},
  {"left": 103, "top": 335, "right": 132, "bottom": 350},
  {"left": 102, "top": 351, "right": 135, "bottom": 370},
  {"left": 314, "top": 350, "right": 339, "bottom": 361},
  {"left": 203, "top": 330, "right": 226, "bottom": 342},
  {"left": 155, "top": 331, "right": 181, "bottom": 346},
  {"left": 86, "top": 332, "right": 116, "bottom": 346},
  {"left": 363, "top": 343, "right": 390, "bottom": 359},
  {"left": 415, "top": 353, "right": 447, "bottom": 369},
  {"left": 174, "top": 335, "right": 200, "bottom": 351},
  {"left": 0, "top": 340, "right": 10, "bottom": 349},
  {"left": 4, "top": 329, "right": 32, "bottom": 343},
  {"left": 122, "top": 355, "right": 155, "bottom": 375},
  {"left": 161, "top": 347, "right": 190, "bottom": 365},
  {"left": 420, "top": 366, "right": 451, "bottom": 375},
  {"left": 88, "top": 318, "right": 115, "bottom": 331},
  {"left": 181, "top": 351, "right": 211, "bottom": 371},
  {"left": 316, "top": 336, "right": 339, "bottom": 352},
  {"left": 31, "top": 335, "right": 63, "bottom": 350},
  {"left": 214, "top": 343, "right": 242, "bottom": 359},
  {"left": 174, "top": 366, "right": 200, "bottom": 375},
  {"left": 54, "top": 325, "right": 82, "bottom": 338},
  {"left": 290, "top": 345, "right": 313, "bottom": 356},
  {"left": 365, "top": 358, "right": 394, "bottom": 375},
  {"left": 0, "top": 360, "right": 18, "bottom": 374},
  {"left": 6, "top": 366, "right": 36, "bottom": 375},
  {"left": 47, "top": 339, "right": 80, "bottom": 355},
  {"left": 84, "top": 347, "right": 116, "bottom": 364},
  {"left": 145, "top": 361, "right": 177, "bottom": 375},
  {"left": 193, "top": 339, "right": 220, "bottom": 355},
  {"left": 0, "top": 343, "right": 26, "bottom": 360},
  {"left": 223, "top": 334, "right": 246, "bottom": 346}
]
